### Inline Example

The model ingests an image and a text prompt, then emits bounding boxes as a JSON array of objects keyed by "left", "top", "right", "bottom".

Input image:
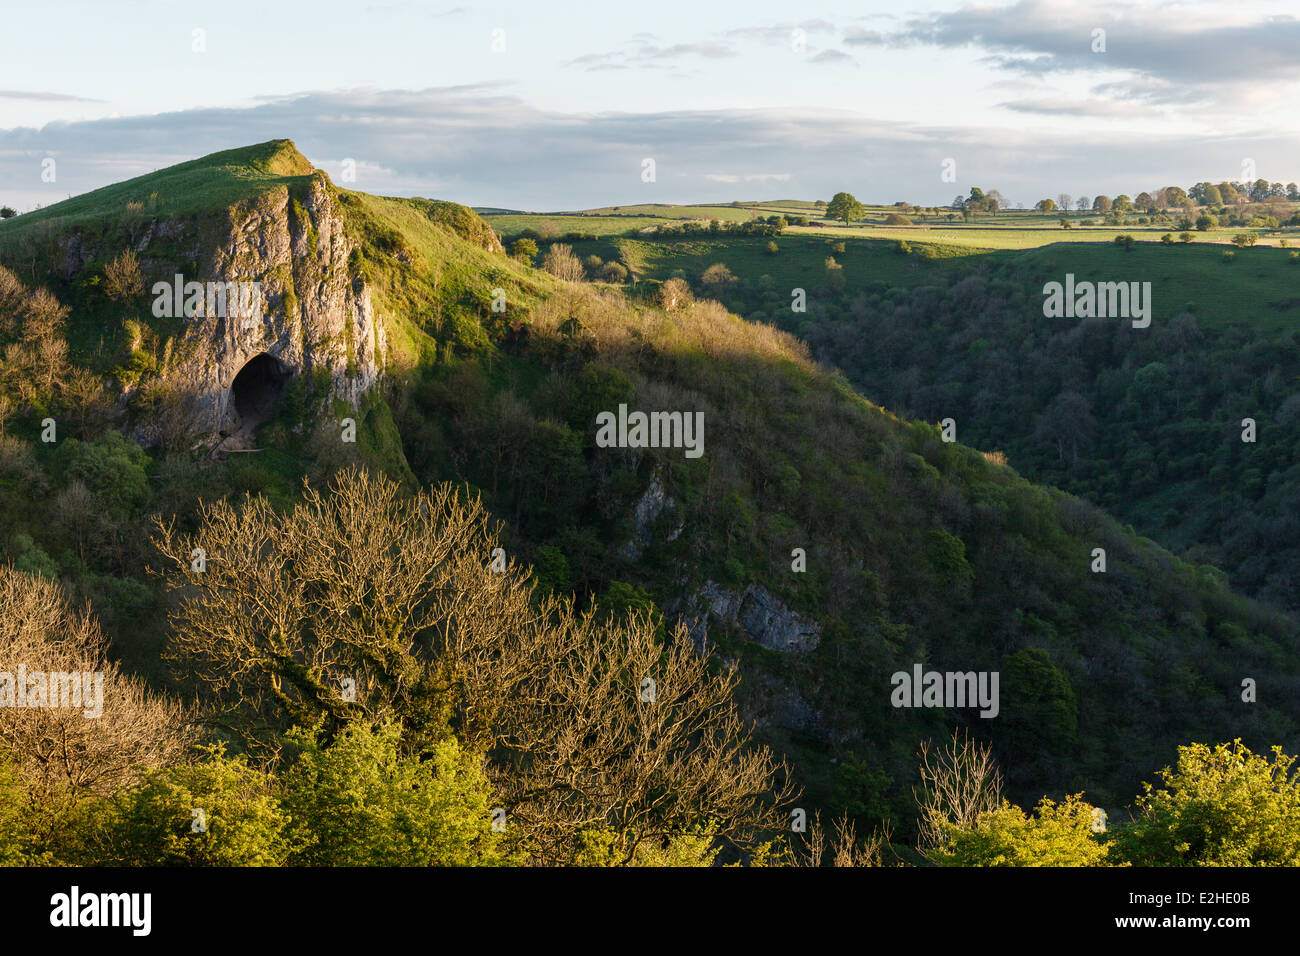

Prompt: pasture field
[
  {"left": 551, "top": 233, "right": 989, "bottom": 291},
  {"left": 482, "top": 201, "right": 1300, "bottom": 332}
]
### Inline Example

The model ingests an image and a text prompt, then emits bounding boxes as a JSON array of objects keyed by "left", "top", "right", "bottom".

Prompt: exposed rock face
[
  {"left": 752, "top": 683, "right": 823, "bottom": 734},
  {"left": 65, "top": 171, "right": 385, "bottom": 444},
  {"left": 181, "top": 173, "right": 383, "bottom": 437},
  {"left": 622, "top": 472, "right": 683, "bottom": 559},
  {"left": 679, "top": 580, "right": 821, "bottom": 654}
]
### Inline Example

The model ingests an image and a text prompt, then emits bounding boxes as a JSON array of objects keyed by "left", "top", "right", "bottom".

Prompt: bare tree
[
  {"left": 103, "top": 249, "right": 145, "bottom": 302},
  {"left": 656, "top": 277, "right": 693, "bottom": 312},
  {"left": 540, "top": 243, "right": 585, "bottom": 282},
  {"left": 152, "top": 467, "right": 794, "bottom": 862},
  {"left": 913, "top": 730, "right": 1002, "bottom": 852},
  {"left": 0, "top": 567, "right": 194, "bottom": 818},
  {"left": 792, "top": 810, "right": 893, "bottom": 867}
]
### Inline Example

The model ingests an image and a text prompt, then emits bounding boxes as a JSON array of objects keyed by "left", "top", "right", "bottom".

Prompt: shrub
[
  {"left": 97, "top": 746, "right": 291, "bottom": 865},
  {"left": 700, "top": 263, "right": 736, "bottom": 293},
  {"left": 509, "top": 238, "right": 538, "bottom": 264},
  {"left": 282, "top": 722, "right": 505, "bottom": 867},
  {"left": 656, "top": 277, "right": 693, "bottom": 311},
  {"left": 102, "top": 250, "right": 146, "bottom": 302},
  {"left": 929, "top": 795, "right": 1111, "bottom": 867},
  {"left": 541, "top": 243, "right": 585, "bottom": 282},
  {"left": 1113, "top": 741, "right": 1300, "bottom": 866}
]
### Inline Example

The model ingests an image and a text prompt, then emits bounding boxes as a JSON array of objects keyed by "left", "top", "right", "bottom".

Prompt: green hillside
[{"left": 1, "top": 143, "right": 1297, "bottom": 847}]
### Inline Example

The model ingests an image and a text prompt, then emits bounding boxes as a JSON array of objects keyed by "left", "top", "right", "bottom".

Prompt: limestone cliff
[
  {"left": 157, "top": 171, "right": 383, "bottom": 442},
  {"left": 54, "top": 167, "right": 385, "bottom": 447}
]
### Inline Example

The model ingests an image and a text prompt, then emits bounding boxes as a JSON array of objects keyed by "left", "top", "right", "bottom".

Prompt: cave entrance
[{"left": 230, "top": 353, "right": 290, "bottom": 429}]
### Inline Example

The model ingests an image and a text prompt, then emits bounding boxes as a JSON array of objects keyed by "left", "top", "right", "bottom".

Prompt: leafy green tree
[
  {"left": 826, "top": 192, "right": 866, "bottom": 224},
  {"left": 599, "top": 580, "right": 659, "bottom": 622},
  {"left": 95, "top": 745, "right": 291, "bottom": 865},
  {"left": 1035, "top": 198, "right": 1057, "bottom": 212},
  {"left": 573, "top": 823, "right": 721, "bottom": 867},
  {"left": 600, "top": 261, "right": 629, "bottom": 282},
  {"left": 1196, "top": 213, "right": 1217, "bottom": 231},
  {"left": 0, "top": 754, "right": 36, "bottom": 864},
  {"left": 509, "top": 238, "right": 538, "bottom": 264},
  {"left": 999, "top": 648, "right": 1078, "bottom": 770},
  {"left": 283, "top": 721, "right": 507, "bottom": 867},
  {"left": 53, "top": 432, "right": 150, "bottom": 519},
  {"left": 929, "top": 794, "right": 1111, "bottom": 867},
  {"left": 0, "top": 206, "right": 15, "bottom": 220},
  {"left": 531, "top": 545, "right": 571, "bottom": 596},
  {"left": 1114, "top": 741, "right": 1300, "bottom": 866},
  {"left": 566, "top": 362, "right": 634, "bottom": 435},
  {"left": 831, "top": 752, "right": 896, "bottom": 828}
]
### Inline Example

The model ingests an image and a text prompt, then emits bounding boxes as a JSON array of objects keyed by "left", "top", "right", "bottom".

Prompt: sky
[{"left": 1, "top": 0, "right": 1298, "bottom": 211}]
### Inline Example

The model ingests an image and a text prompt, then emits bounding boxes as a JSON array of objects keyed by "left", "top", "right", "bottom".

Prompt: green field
[
  {"left": 485, "top": 201, "right": 1300, "bottom": 255},
  {"left": 789, "top": 221, "right": 1296, "bottom": 250},
  {"left": 553, "top": 233, "right": 985, "bottom": 291}
]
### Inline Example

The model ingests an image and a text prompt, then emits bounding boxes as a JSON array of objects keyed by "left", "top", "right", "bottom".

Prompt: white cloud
[{"left": 0, "top": 85, "right": 1296, "bottom": 212}]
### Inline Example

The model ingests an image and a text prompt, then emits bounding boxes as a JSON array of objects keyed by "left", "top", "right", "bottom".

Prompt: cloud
[
  {"left": 996, "top": 96, "right": 1155, "bottom": 117},
  {"left": 0, "top": 85, "right": 1296, "bottom": 212},
  {"left": 570, "top": 19, "right": 848, "bottom": 73},
  {"left": 842, "top": 27, "right": 887, "bottom": 46},
  {"left": 0, "top": 90, "right": 104, "bottom": 103},
  {"left": 723, "top": 20, "right": 838, "bottom": 42},
  {"left": 842, "top": 0, "right": 1300, "bottom": 113},
  {"left": 567, "top": 38, "right": 737, "bottom": 72},
  {"left": 705, "top": 172, "right": 793, "bottom": 183},
  {"left": 809, "top": 50, "right": 857, "bottom": 66}
]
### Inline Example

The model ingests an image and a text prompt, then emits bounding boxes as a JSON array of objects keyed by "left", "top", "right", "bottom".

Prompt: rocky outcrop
[
  {"left": 678, "top": 579, "right": 821, "bottom": 654},
  {"left": 64, "top": 171, "right": 385, "bottom": 445},
  {"left": 180, "top": 173, "right": 383, "bottom": 438},
  {"left": 622, "top": 472, "right": 683, "bottom": 559}
]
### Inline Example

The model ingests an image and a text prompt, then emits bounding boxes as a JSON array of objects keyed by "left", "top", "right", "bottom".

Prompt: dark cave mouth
[{"left": 231, "top": 353, "right": 291, "bottom": 427}]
